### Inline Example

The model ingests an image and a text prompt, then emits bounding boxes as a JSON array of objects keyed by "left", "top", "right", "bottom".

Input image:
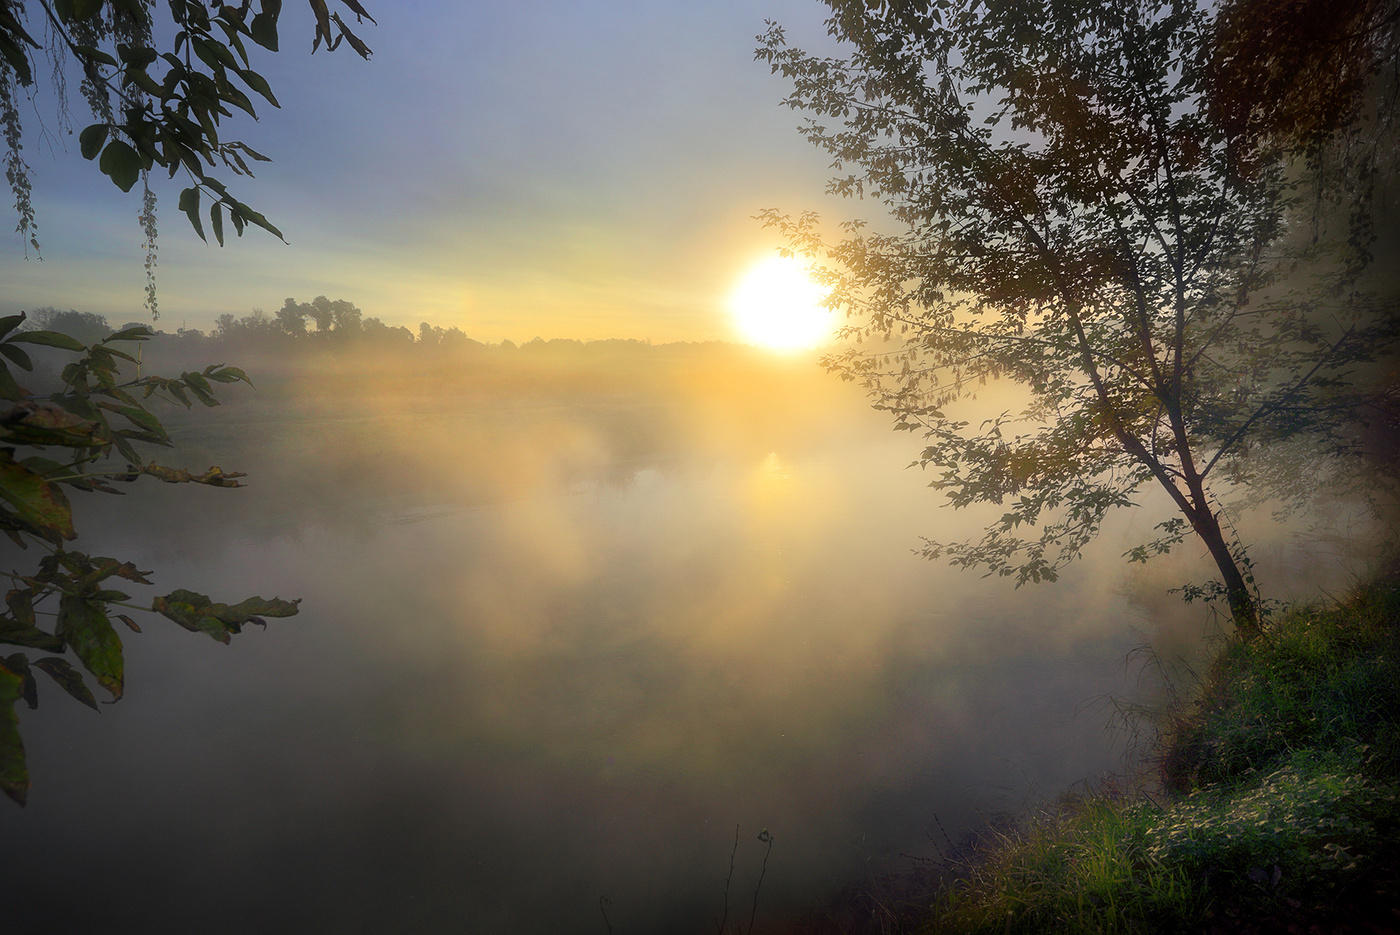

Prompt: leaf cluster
[
  {"left": 0, "top": 1, "right": 375, "bottom": 311},
  {"left": 0, "top": 311, "right": 298, "bottom": 805}
]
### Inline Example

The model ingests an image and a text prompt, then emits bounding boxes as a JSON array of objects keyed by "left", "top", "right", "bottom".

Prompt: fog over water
[{"left": 1, "top": 342, "right": 1366, "bottom": 932}]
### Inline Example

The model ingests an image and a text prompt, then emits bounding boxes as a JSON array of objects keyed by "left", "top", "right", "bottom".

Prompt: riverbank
[
  {"left": 932, "top": 569, "right": 1400, "bottom": 933},
  {"left": 807, "top": 566, "right": 1400, "bottom": 933}
]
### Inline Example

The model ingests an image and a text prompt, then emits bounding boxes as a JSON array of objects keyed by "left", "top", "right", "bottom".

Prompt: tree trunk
[{"left": 1190, "top": 507, "right": 1260, "bottom": 635}]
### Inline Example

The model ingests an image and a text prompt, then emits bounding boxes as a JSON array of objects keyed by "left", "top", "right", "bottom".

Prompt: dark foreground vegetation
[{"left": 818, "top": 565, "right": 1400, "bottom": 934}]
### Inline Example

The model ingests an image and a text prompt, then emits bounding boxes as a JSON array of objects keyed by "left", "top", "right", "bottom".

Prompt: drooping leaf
[
  {"left": 4, "top": 653, "right": 37, "bottom": 709},
  {"left": 140, "top": 463, "right": 246, "bottom": 487},
  {"left": 8, "top": 330, "right": 86, "bottom": 351},
  {"left": 97, "top": 401, "right": 167, "bottom": 438},
  {"left": 33, "top": 657, "right": 99, "bottom": 712},
  {"left": 248, "top": 13, "right": 278, "bottom": 50},
  {"left": 56, "top": 595, "right": 123, "bottom": 700},
  {"left": 237, "top": 67, "right": 279, "bottom": 107},
  {"left": 179, "top": 370, "right": 219, "bottom": 406},
  {"left": 309, "top": 0, "right": 332, "bottom": 51},
  {"left": 329, "top": 13, "right": 372, "bottom": 59},
  {"left": 0, "top": 342, "right": 34, "bottom": 371},
  {"left": 0, "top": 659, "right": 28, "bottom": 805},
  {"left": 79, "top": 123, "right": 109, "bottom": 160},
  {"left": 0, "top": 313, "right": 24, "bottom": 338},
  {"left": 207, "top": 365, "right": 251, "bottom": 385},
  {"left": 152, "top": 589, "right": 299, "bottom": 644},
  {"left": 0, "top": 454, "right": 76, "bottom": 540},
  {"left": 231, "top": 201, "right": 283, "bottom": 241},
  {"left": 104, "top": 325, "right": 153, "bottom": 343},
  {"left": 221, "top": 84, "right": 259, "bottom": 120},
  {"left": 0, "top": 616, "right": 64, "bottom": 653},
  {"left": 178, "top": 186, "right": 206, "bottom": 241},
  {"left": 339, "top": 0, "right": 376, "bottom": 24},
  {"left": 98, "top": 139, "right": 143, "bottom": 193}
]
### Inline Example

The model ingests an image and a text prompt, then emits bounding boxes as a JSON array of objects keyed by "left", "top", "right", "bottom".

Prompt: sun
[{"left": 728, "top": 255, "right": 834, "bottom": 352}]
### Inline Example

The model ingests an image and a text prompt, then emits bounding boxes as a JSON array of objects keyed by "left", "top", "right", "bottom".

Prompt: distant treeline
[
  {"left": 19, "top": 300, "right": 719, "bottom": 357},
  {"left": 15, "top": 300, "right": 848, "bottom": 415}
]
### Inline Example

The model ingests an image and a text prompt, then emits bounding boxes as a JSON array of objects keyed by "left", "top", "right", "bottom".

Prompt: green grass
[{"left": 921, "top": 572, "right": 1400, "bottom": 934}]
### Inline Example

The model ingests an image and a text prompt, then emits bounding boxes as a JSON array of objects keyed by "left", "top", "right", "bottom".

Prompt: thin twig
[
  {"left": 748, "top": 830, "right": 773, "bottom": 935},
  {"left": 717, "top": 823, "right": 739, "bottom": 934}
]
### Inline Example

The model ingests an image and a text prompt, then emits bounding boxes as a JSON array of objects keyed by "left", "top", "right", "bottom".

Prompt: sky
[{"left": 0, "top": 1, "right": 849, "bottom": 341}]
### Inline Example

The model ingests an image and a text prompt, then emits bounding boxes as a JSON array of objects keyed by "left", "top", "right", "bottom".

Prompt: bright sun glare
[{"left": 729, "top": 255, "right": 834, "bottom": 352}]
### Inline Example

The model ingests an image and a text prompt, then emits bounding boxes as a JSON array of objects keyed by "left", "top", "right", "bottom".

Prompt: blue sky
[{"left": 1, "top": 0, "right": 848, "bottom": 341}]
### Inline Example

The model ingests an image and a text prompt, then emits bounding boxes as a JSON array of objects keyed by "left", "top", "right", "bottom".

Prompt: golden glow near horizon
[{"left": 728, "top": 255, "right": 834, "bottom": 352}]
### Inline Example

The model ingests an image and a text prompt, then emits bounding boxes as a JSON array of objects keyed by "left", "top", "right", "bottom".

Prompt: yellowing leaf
[
  {"left": 152, "top": 589, "right": 299, "bottom": 644},
  {"left": 56, "top": 595, "right": 123, "bottom": 700},
  {"left": 0, "top": 454, "right": 75, "bottom": 540}
]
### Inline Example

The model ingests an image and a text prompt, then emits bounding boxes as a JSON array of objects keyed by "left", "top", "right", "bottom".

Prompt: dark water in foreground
[{"left": 2, "top": 374, "right": 1331, "bottom": 933}]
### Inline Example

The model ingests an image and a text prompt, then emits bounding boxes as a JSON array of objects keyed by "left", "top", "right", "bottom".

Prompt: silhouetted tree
[
  {"left": 361, "top": 317, "right": 413, "bottom": 345},
  {"left": 24, "top": 308, "right": 112, "bottom": 346},
  {"left": 276, "top": 298, "right": 308, "bottom": 337},
  {"left": 328, "top": 298, "right": 363, "bottom": 335},
  {"left": 759, "top": 0, "right": 1399, "bottom": 631},
  {"left": 308, "top": 296, "right": 335, "bottom": 333}
]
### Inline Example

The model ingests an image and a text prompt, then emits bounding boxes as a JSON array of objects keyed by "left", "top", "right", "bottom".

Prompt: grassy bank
[{"left": 911, "top": 571, "right": 1400, "bottom": 933}]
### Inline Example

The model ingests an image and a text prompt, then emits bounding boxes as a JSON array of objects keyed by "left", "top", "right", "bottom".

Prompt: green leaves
[
  {"left": 0, "top": 3, "right": 39, "bottom": 86},
  {"left": 98, "top": 140, "right": 143, "bottom": 193},
  {"left": 140, "top": 463, "right": 246, "bottom": 487},
  {"left": 105, "top": 324, "right": 154, "bottom": 343},
  {"left": 56, "top": 595, "right": 123, "bottom": 700},
  {"left": 178, "top": 186, "right": 285, "bottom": 245},
  {"left": 0, "top": 318, "right": 292, "bottom": 801},
  {"left": 6, "top": 0, "right": 381, "bottom": 327},
  {"left": 9, "top": 330, "right": 86, "bottom": 351},
  {"left": 33, "top": 657, "right": 100, "bottom": 712},
  {"left": 64, "top": 0, "right": 371, "bottom": 244},
  {"left": 179, "top": 187, "right": 205, "bottom": 242},
  {"left": 238, "top": 68, "right": 279, "bottom": 107},
  {"left": 250, "top": 12, "right": 279, "bottom": 51},
  {"left": 153, "top": 590, "right": 300, "bottom": 644},
  {"left": 0, "top": 452, "right": 76, "bottom": 541},
  {"left": 0, "top": 0, "right": 372, "bottom": 806},
  {"left": 0, "top": 616, "right": 65, "bottom": 653},
  {"left": 0, "top": 342, "right": 33, "bottom": 371},
  {"left": 79, "top": 124, "right": 109, "bottom": 160}
]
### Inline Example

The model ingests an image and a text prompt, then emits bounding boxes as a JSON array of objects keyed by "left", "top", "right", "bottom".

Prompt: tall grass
[{"left": 922, "top": 572, "right": 1400, "bottom": 933}]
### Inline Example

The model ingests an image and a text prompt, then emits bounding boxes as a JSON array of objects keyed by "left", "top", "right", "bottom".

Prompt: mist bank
[{"left": 4, "top": 309, "right": 1392, "bottom": 933}]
